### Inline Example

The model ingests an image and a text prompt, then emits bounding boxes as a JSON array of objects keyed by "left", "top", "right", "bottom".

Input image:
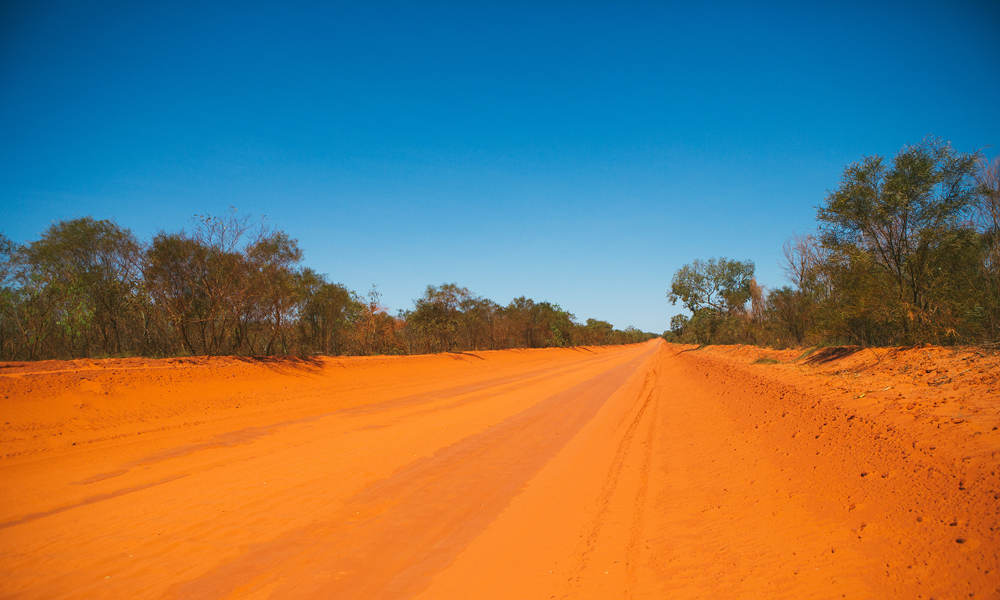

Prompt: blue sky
[{"left": 2, "top": 1, "right": 999, "bottom": 332}]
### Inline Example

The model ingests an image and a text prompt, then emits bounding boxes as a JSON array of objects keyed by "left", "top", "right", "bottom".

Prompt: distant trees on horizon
[
  {"left": 8, "top": 137, "right": 994, "bottom": 357},
  {"left": 0, "top": 214, "right": 655, "bottom": 361},
  {"left": 665, "top": 138, "right": 1000, "bottom": 348}
]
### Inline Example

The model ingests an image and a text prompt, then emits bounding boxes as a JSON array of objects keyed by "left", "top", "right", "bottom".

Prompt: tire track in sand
[
  {"left": 560, "top": 355, "right": 660, "bottom": 599},
  {"left": 167, "top": 347, "right": 656, "bottom": 599}
]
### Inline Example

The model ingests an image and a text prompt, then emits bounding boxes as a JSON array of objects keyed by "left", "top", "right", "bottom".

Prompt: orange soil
[{"left": 0, "top": 340, "right": 997, "bottom": 598}]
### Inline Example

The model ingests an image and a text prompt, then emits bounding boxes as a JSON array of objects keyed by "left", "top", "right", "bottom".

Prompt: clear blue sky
[{"left": 3, "top": 1, "right": 999, "bottom": 332}]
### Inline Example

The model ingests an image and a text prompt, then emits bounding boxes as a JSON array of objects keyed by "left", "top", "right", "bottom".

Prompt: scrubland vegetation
[
  {"left": 0, "top": 215, "right": 653, "bottom": 360},
  {"left": 667, "top": 138, "right": 999, "bottom": 347}
]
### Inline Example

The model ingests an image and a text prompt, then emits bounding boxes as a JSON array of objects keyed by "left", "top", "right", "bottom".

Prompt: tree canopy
[{"left": 668, "top": 257, "right": 755, "bottom": 315}]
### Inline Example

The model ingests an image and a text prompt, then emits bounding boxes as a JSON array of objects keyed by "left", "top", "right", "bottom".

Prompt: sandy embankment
[{"left": 0, "top": 340, "right": 997, "bottom": 598}]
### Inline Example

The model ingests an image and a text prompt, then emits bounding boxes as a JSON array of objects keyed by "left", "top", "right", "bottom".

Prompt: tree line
[
  {"left": 0, "top": 214, "right": 655, "bottom": 360},
  {"left": 665, "top": 138, "right": 1000, "bottom": 347}
]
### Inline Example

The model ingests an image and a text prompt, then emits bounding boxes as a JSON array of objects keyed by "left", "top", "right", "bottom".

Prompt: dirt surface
[{"left": 1, "top": 340, "right": 998, "bottom": 598}]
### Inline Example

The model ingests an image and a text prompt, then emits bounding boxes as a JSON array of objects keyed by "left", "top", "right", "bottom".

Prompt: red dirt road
[{"left": 1, "top": 340, "right": 998, "bottom": 598}]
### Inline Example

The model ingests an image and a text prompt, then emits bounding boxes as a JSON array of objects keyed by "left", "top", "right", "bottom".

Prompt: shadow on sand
[
  {"left": 676, "top": 344, "right": 707, "bottom": 355},
  {"left": 445, "top": 351, "right": 486, "bottom": 360},
  {"left": 802, "top": 346, "right": 862, "bottom": 365},
  {"left": 232, "top": 354, "right": 326, "bottom": 372}
]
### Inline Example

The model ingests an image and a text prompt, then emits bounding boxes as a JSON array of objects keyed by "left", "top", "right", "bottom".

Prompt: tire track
[
  {"left": 167, "top": 348, "right": 656, "bottom": 599},
  {"left": 560, "top": 355, "right": 660, "bottom": 598},
  {"left": 625, "top": 363, "right": 660, "bottom": 599}
]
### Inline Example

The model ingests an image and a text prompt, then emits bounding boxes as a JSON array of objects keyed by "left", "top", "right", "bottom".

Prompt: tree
[
  {"left": 0, "top": 234, "right": 20, "bottom": 358},
  {"left": 581, "top": 318, "right": 614, "bottom": 345},
  {"left": 530, "top": 301, "right": 575, "bottom": 347},
  {"left": 765, "top": 287, "right": 810, "bottom": 345},
  {"left": 973, "top": 156, "right": 1000, "bottom": 339},
  {"left": 297, "top": 269, "right": 362, "bottom": 355},
  {"left": 144, "top": 232, "right": 215, "bottom": 354},
  {"left": 666, "top": 257, "right": 755, "bottom": 344},
  {"left": 245, "top": 231, "right": 303, "bottom": 354},
  {"left": 664, "top": 314, "right": 689, "bottom": 342},
  {"left": 0, "top": 234, "right": 14, "bottom": 282},
  {"left": 460, "top": 296, "right": 500, "bottom": 350},
  {"left": 668, "top": 258, "right": 755, "bottom": 315},
  {"left": 18, "top": 218, "right": 144, "bottom": 357},
  {"left": 817, "top": 138, "right": 979, "bottom": 342},
  {"left": 504, "top": 296, "right": 536, "bottom": 347},
  {"left": 407, "top": 283, "right": 470, "bottom": 352}
]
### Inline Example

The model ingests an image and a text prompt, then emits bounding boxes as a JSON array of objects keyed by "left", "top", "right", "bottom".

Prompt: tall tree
[
  {"left": 18, "top": 218, "right": 144, "bottom": 357},
  {"left": 817, "top": 138, "right": 979, "bottom": 341},
  {"left": 245, "top": 231, "right": 303, "bottom": 354}
]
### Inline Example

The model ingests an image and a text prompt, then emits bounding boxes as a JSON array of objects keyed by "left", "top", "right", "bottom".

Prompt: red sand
[{"left": 1, "top": 340, "right": 997, "bottom": 598}]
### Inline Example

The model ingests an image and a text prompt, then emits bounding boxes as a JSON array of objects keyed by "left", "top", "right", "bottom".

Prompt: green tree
[
  {"left": 460, "top": 296, "right": 501, "bottom": 350},
  {"left": 296, "top": 269, "right": 362, "bottom": 355},
  {"left": 973, "top": 156, "right": 1000, "bottom": 339},
  {"left": 581, "top": 318, "right": 614, "bottom": 345},
  {"left": 245, "top": 231, "right": 303, "bottom": 354},
  {"left": 531, "top": 301, "right": 575, "bottom": 347},
  {"left": 0, "top": 234, "right": 21, "bottom": 358},
  {"left": 18, "top": 218, "right": 144, "bottom": 357},
  {"left": 667, "top": 257, "right": 754, "bottom": 344},
  {"left": 665, "top": 314, "right": 688, "bottom": 341},
  {"left": 817, "top": 138, "right": 979, "bottom": 342},
  {"left": 668, "top": 258, "right": 755, "bottom": 315},
  {"left": 407, "top": 283, "right": 470, "bottom": 352}
]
